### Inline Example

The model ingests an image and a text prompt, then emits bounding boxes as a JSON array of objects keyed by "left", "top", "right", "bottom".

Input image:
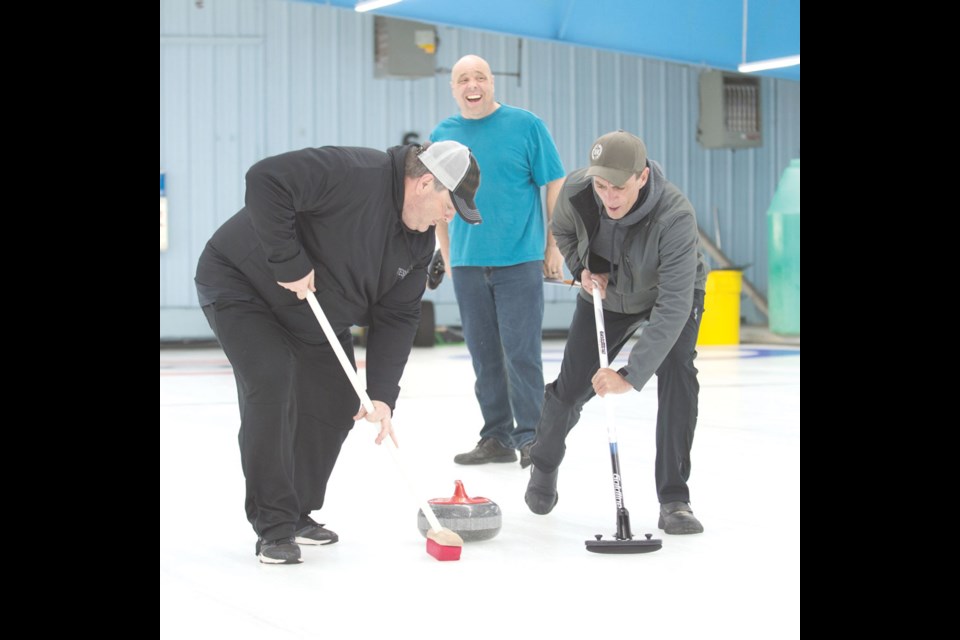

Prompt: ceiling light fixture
[
  {"left": 737, "top": 0, "right": 800, "bottom": 74},
  {"left": 738, "top": 55, "right": 800, "bottom": 73},
  {"left": 355, "top": 0, "right": 402, "bottom": 13}
]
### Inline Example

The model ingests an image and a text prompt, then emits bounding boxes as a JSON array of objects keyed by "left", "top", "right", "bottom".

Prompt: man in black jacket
[{"left": 195, "top": 141, "right": 481, "bottom": 564}]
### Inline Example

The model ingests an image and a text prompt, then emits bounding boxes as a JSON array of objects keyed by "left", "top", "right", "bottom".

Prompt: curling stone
[{"left": 417, "top": 480, "right": 502, "bottom": 542}]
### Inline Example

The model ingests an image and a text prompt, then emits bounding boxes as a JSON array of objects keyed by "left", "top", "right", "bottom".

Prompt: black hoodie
[{"left": 195, "top": 144, "right": 434, "bottom": 408}]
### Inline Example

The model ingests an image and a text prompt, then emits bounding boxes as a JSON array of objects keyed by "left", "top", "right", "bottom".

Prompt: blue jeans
[{"left": 452, "top": 261, "right": 544, "bottom": 449}]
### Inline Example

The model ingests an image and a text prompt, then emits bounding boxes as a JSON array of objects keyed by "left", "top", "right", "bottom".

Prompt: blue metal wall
[{"left": 160, "top": 0, "right": 800, "bottom": 339}]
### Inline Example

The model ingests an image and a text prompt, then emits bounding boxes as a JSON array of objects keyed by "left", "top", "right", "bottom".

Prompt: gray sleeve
[
  {"left": 551, "top": 189, "right": 584, "bottom": 279},
  {"left": 622, "top": 212, "right": 699, "bottom": 391}
]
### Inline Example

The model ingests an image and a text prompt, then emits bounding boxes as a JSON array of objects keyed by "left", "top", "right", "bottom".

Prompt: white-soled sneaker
[
  {"left": 294, "top": 515, "right": 339, "bottom": 546},
  {"left": 256, "top": 537, "right": 302, "bottom": 564}
]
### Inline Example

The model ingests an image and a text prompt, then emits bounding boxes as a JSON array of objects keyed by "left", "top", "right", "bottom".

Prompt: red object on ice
[
  {"left": 426, "top": 537, "right": 462, "bottom": 561},
  {"left": 428, "top": 480, "right": 491, "bottom": 505}
]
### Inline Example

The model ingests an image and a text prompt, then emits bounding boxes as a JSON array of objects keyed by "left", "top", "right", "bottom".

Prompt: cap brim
[
  {"left": 451, "top": 191, "right": 482, "bottom": 225},
  {"left": 585, "top": 165, "right": 633, "bottom": 187}
]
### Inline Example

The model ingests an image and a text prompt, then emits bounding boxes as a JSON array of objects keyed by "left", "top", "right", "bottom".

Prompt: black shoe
[
  {"left": 294, "top": 515, "right": 339, "bottom": 545},
  {"left": 255, "top": 537, "right": 302, "bottom": 564},
  {"left": 524, "top": 465, "right": 558, "bottom": 515},
  {"left": 658, "top": 501, "right": 704, "bottom": 534},
  {"left": 519, "top": 443, "right": 533, "bottom": 469},
  {"left": 427, "top": 249, "right": 445, "bottom": 290},
  {"left": 453, "top": 438, "right": 518, "bottom": 465}
]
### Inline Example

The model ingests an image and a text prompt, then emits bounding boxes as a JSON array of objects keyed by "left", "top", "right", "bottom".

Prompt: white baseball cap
[{"left": 418, "top": 141, "right": 482, "bottom": 225}]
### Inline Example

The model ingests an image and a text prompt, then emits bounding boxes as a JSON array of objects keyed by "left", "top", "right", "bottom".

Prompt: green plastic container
[{"left": 767, "top": 160, "right": 800, "bottom": 335}]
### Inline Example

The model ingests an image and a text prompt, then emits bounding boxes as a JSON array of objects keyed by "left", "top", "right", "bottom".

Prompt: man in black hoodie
[
  {"left": 195, "top": 141, "right": 481, "bottom": 564},
  {"left": 524, "top": 131, "right": 709, "bottom": 535}
]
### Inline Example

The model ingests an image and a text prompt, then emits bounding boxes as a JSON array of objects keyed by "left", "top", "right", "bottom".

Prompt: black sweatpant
[
  {"left": 529, "top": 289, "right": 705, "bottom": 504},
  {"left": 202, "top": 299, "right": 356, "bottom": 541}
]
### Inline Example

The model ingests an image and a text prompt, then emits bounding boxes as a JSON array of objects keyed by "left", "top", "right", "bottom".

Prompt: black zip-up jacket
[{"left": 195, "top": 144, "right": 434, "bottom": 408}]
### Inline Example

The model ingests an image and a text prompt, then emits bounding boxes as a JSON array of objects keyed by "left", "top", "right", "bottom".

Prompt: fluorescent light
[
  {"left": 355, "top": 0, "right": 402, "bottom": 12},
  {"left": 738, "top": 55, "right": 800, "bottom": 74}
]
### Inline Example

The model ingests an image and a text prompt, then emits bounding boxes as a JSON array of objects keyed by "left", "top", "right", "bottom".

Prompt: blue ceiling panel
[{"left": 318, "top": 0, "right": 800, "bottom": 81}]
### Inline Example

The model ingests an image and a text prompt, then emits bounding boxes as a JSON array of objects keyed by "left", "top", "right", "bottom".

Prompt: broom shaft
[
  {"left": 593, "top": 283, "right": 630, "bottom": 516},
  {"left": 305, "top": 292, "right": 445, "bottom": 534},
  {"left": 592, "top": 283, "right": 619, "bottom": 443}
]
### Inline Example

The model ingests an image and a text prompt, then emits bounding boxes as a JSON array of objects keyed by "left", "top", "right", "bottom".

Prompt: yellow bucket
[{"left": 697, "top": 270, "right": 743, "bottom": 345}]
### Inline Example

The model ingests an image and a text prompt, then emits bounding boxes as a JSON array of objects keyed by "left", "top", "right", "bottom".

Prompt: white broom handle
[
  {"left": 304, "top": 291, "right": 445, "bottom": 534},
  {"left": 591, "top": 282, "right": 618, "bottom": 441},
  {"left": 591, "top": 281, "right": 609, "bottom": 369}
]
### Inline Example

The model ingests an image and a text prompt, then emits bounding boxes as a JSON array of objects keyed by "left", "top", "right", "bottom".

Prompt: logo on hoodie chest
[{"left": 396, "top": 266, "right": 410, "bottom": 280}]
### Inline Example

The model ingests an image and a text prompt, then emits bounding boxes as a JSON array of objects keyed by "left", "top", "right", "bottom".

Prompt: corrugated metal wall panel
[
  {"left": 160, "top": 0, "right": 266, "bottom": 317},
  {"left": 160, "top": 0, "right": 799, "bottom": 337}
]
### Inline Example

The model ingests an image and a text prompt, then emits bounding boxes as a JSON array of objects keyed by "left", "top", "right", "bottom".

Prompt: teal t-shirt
[{"left": 431, "top": 104, "right": 564, "bottom": 267}]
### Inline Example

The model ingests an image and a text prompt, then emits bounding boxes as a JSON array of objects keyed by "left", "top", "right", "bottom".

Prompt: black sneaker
[
  {"left": 453, "top": 438, "right": 518, "bottom": 465},
  {"left": 658, "top": 501, "right": 704, "bottom": 534},
  {"left": 294, "top": 515, "right": 339, "bottom": 545},
  {"left": 519, "top": 442, "right": 533, "bottom": 469},
  {"left": 427, "top": 249, "right": 445, "bottom": 290},
  {"left": 255, "top": 537, "right": 302, "bottom": 564}
]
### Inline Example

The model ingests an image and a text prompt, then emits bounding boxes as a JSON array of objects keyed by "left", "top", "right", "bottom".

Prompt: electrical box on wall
[
  {"left": 374, "top": 17, "right": 437, "bottom": 79},
  {"left": 698, "top": 70, "right": 762, "bottom": 149}
]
